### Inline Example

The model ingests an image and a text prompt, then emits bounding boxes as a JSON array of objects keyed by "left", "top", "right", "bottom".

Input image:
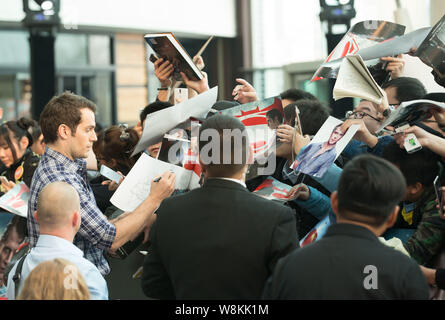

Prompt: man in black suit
[
  {"left": 262, "top": 154, "right": 429, "bottom": 299},
  {"left": 141, "top": 115, "right": 298, "bottom": 299}
]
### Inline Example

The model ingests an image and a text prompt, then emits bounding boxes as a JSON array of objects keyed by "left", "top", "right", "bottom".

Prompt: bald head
[{"left": 36, "top": 182, "right": 81, "bottom": 230}]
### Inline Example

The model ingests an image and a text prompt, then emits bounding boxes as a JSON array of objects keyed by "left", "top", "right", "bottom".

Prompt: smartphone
[
  {"left": 100, "top": 165, "right": 122, "bottom": 184},
  {"left": 174, "top": 88, "right": 188, "bottom": 104},
  {"left": 149, "top": 53, "right": 158, "bottom": 64},
  {"left": 434, "top": 176, "right": 444, "bottom": 217},
  {"left": 404, "top": 133, "right": 422, "bottom": 154}
]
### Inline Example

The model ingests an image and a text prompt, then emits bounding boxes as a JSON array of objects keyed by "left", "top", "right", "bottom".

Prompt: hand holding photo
[{"left": 290, "top": 116, "right": 360, "bottom": 178}]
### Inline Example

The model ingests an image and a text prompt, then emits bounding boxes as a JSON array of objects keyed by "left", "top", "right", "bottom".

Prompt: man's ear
[
  {"left": 385, "top": 206, "right": 399, "bottom": 229},
  {"left": 33, "top": 211, "right": 39, "bottom": 223},
  {"left": 72, "top": 211, "right": 81, "bottom": 229},
  {"left": 407, "top": 182, "right": 423, "bottom": 198},
  {"left": 57, "top": 124, "right": 72, "bottom": 141},
  {"left": 330, "top": 191, "right": 339, "bottom": 220}
]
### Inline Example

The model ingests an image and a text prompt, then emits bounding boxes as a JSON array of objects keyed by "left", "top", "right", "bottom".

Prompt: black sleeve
[
  {"left": 22, "top": 154, "right": 39, "bottom": 187},
  {"left": 140, "top": 218, "right": 175, "bottom": 300},
  {"left": 267, "top": 206, "right": 298, "bottom": 274},
  {"left": 435, "top": 268, "right": 445, "bottom": 290},
  {"left": 403, "top": 262, "right": 430, "bottom": 300}
]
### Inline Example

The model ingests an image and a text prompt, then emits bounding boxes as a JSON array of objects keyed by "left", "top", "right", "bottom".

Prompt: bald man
[{"left": 6, "top": 181, "right": 108, "bottom": 300}]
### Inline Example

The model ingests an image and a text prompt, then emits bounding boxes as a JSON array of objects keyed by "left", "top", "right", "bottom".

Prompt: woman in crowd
[
  {"left": 91, "top": 124, "right": 140, "bottom": 215},
  {"left": 28, "top": 120, "right": 45, "bottom": 156},
  {"left": 0, "top": 117, "right": 40, "bottom": 195},
  {"left": 17, "top": 259, "right": 90, "bottom": 300}
]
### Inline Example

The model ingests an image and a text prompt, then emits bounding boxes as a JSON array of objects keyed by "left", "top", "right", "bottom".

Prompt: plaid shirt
[{"left": 27, "top": 147, "right": 116, "bottom": 275}]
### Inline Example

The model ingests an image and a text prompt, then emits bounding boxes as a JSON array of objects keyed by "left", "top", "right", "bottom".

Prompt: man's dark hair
[
  {"left": 382, "top": 141, "right": 439, "bottom": 187},
  {"left": 212, "top": 100, "right": 240, "bottom": 111},
  {"left": 199, "top": 115, "right": 249, "bottom": 178},
  {"left": 423, "top": 92, "right": 445, "bottom": 103},
  {"left": 266, "top": 109, "right": 283, "bottom": 124},
  {"left": 280, "top": 88, "right": 317, "bottom": 102},
  {"left": 381, "top": 77, "right": 427, "bottom": 103},
  {"left": 139, "top": 101, "right": 173, "bottom": 124},
  {"left": 39, "top": 92, "right": 97, "bottom": 144},
  {"left": 284, "top": 100, "right": 330, "bottom": 135},
  {"left": 337, "top": 154, "right": 406, "bottom": 227}
]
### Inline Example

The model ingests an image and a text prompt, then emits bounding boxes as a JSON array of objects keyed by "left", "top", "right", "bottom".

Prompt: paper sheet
[
  {"left": 110, "top": 153, "right": 193, "bottom": 212},
  {"left": 132, "top": 86, "right": 218, "bottom": 157}
]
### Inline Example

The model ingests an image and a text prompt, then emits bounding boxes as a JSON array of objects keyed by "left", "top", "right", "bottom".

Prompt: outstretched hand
[
  {"left": 232, "top": 78, "right": 258, "bottom": 104},
  {"left": 180, "top": 71, "right": 209, "bottom": 94}
]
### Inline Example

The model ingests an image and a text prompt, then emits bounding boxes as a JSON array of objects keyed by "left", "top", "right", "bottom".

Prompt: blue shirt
[
  {"left": 342, "top": 135, "right": 394, "bottom": 159},
  {"left": 27, "top": 147, "right": 116, "bottom": 275},
  {"left": 6, "top": 235, "right": 108, "bottom": 300},
  {"left": 292, "top": 142, "right": 337, "bottom": 178}
]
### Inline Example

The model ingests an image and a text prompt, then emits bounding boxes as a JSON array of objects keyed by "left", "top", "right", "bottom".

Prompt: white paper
[
  {"left": 333, "top": 55, "right": 385, "bottom": 104},
  {"left": 0, "top": 182, "right": 30, "bottom": 218},
  {"left": 132, "top": 86, "right": 218, "bottom": 157},
  {"left": 110, "top": 153, "right": 193, "bottom": 212}
]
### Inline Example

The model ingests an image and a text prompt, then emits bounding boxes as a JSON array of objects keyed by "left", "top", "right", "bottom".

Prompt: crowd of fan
[{"left": 0, "top": 50, "right": 445, "bottom": 300}]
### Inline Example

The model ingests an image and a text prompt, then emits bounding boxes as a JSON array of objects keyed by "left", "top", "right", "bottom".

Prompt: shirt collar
[
  {"left": 324, "top": 223, "right": 379, "bottom": 243},
  {"left": 45, "top": 147, "right": 86, "bottom": 173},
  {"left": 208, "top": 177, "right": 246, "bottom": 188},
  {"left": 35, "top": 234, "right": 84, "bottom": 257}
]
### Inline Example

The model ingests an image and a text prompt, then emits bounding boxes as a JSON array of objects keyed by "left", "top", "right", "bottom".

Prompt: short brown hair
[
  {"left": 39, "top": 92, "right": 96, "bottom": 144},
  {"left": 199, "top": 115, "right": 249, "bottom": 177},
  {"left": 17, "top": 258, "right": 90, "bottom": 300}
]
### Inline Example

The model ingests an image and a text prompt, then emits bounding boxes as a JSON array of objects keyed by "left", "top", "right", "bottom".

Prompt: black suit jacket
[
  {"left": 141, "top": 178, "right": 298, "bottom": 299},
  {"left": 262, "top": 223, "right": 429, "bottom": 300}
]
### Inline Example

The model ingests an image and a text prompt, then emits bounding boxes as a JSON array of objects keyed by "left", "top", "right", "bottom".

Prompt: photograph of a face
[{"left": 290, "top": 116, "right": 359, "bottom": 178}]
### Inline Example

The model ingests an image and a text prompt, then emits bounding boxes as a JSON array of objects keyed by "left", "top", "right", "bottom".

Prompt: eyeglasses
[{"left": 344, "top": 110, "right": 382, "bottom": 122}]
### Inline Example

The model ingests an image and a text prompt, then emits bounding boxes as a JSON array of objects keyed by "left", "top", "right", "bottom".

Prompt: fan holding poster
[
  {"left": 290, "top": 117, "right": 359, "bottom": 178},
  {"left": 219, "top": 96, "right": 284, "bottom": 162}
]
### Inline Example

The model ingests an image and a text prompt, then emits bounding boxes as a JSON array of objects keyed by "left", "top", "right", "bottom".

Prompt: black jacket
[
  {"left": 262, "top": 223, "right": 429, "bottom": 300},
  {"left": 141, "top": 178, "right": 298, "bottom": 299},
  {"left": 0, "top": 149, "right": 40, "bottom": 194}
]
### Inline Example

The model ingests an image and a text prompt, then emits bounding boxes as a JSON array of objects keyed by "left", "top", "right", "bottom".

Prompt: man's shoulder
[{"left": 160, "top": 184, "right": 293, "bottom": 216}]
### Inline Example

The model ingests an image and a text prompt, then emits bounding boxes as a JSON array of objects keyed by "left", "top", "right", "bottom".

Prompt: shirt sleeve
[
  {"left": 403, "top": 201, "right": 445, "bottom": 266},
  {"left": 76, "top": 184, "right": 116, "bottom": 251},
  {"left": 293, "top": 186, "right": 333, "bottom": 221}
]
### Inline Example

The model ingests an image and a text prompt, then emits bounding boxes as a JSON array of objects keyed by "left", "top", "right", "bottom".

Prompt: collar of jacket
[
  {"left": 202, "top": 178, "right": 248, "bottom": 192},
  {"left": 324, "top": 223, "right": 379, "bottom": 243}
]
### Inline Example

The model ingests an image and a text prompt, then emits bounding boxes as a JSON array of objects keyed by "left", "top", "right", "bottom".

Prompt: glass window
[
  {"left": 0, "top": 31, "right": 30, "bottom": 67},
  {"left": 17, "top": 74, "right": 31, "bottom": 119},
  {"left": 88, "top": 35, "right": 111, "bottom": 66},
  {"left": 0, "top": 75, "right": 16, "bottom": 120},
  {"left": 55, "top": 34, "right": 88, "bottom": 67}
]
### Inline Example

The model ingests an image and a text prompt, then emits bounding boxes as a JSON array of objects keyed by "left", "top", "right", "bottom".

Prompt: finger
[
  {"left": 159, "top": 60, "right": 172, "bottom": 69},
  {"left": 159, "top": 64, "right": 174, "bottom": 75},
  {"left": 101, "top": 180, "right": 111, "bottom": 185},
  {"left": 236, "top": 78, "right": 254, "bottom": 90},
  {"left": 158, "top": 67, "right": 174, "bottom": 79},
  {"left": 153, "top": 58, "right": 164, "bottom": 68},
  {"left": 108, "top": 181, "right": 117, "bottom": 190},
  {"left": 180, "top": 72, "right": 190, "bottom": 83},
  {"left": 232, "top": 85, "right": 242, "bottom": 96}
]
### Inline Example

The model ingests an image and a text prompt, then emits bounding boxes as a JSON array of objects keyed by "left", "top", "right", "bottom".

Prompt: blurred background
[{"left": 0, "top": 0, "right": 443, "bottom": 126}]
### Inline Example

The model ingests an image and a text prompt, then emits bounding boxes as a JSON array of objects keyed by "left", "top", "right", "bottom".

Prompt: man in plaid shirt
[{"left": 28, "top": 92, "right": 175, "bottom": 275}]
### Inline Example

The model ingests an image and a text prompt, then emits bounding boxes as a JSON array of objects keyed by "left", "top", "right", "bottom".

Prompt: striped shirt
[{"left": 27, "top": 147, "right": 116, "bottom": 275}]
